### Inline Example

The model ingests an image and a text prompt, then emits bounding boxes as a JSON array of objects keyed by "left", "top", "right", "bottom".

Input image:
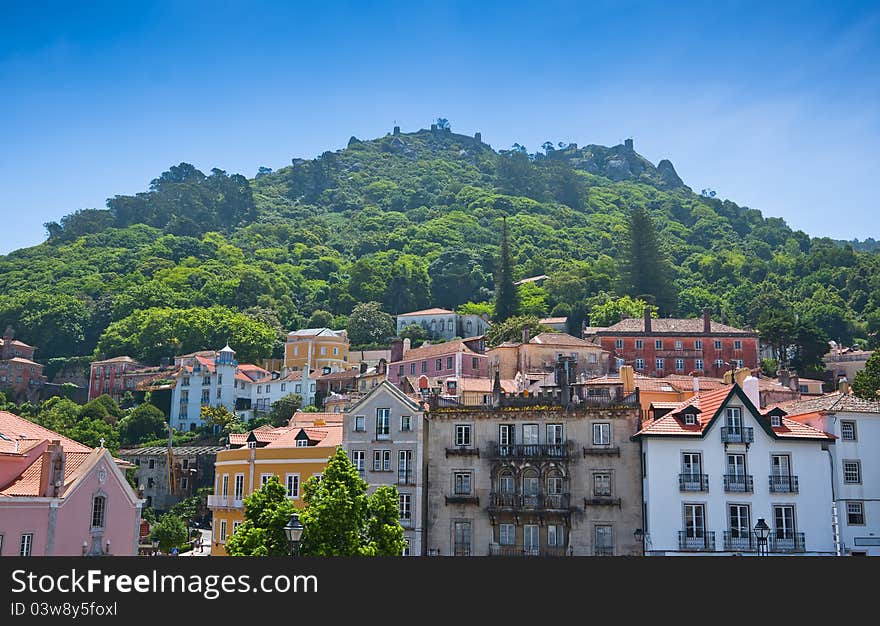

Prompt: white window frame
[
  {"left": 351, "top": 451, "right": 365, "bottom": 474},
  {"left": 234, "top": 474, "right": 244, "bottom": 501},
  {"left": 846, "top": 501, "right": 865, "bottom": 525},
  {"left": 219, "top": 520, "right": 227, "bottom": 543},
  {"left": 399, "top": 493, "right": 412, "bottom": 520},
  {"left": 286, "top": 473, "right": 300, "bottom": 499},
  {"left": 655, "top": 358, "right": 665, "bottom": 371},
  {"left": 455, "top": 424, "right": 472, "bottom": 447},
  {"left": 593, "top": 472, "right": 611, "bottom": 497},
  {"left": 546, "top": 423, "right": 563, "bottom": 445},
  {"left": 221, "top": 474, "right": 229, "bottom": 496},
  {"left": 376, "top": 408, "right": 391, "bottom": 440},
  {"left": 841, "top": 421, "right": 857, "bottom": 441},
  {"left": 522, "top": 424, "right": 539, "bottom": 445},
  {"left": 454, "top": 471, "right": 472, "bottom": 495},
  {"left": 260, "top": 473, "right": 273, "bottom": 488},
  {"left": 635, "top": 358, "right": 645, "bottom": 370},
  {"left": 547, "top": 524, "right": 563, "bottom": 547},
  {"left": 592, "top": 423, "right": 611, "bottom": 446},
  {"left": 20, "top": 533, "right": 33, "bottom": 556},
  {"left": 843, "top": 460, "right": 862, "bottom": 484},
  {"left": 695, "top": 359, "right": 704, "bottom": 371}
]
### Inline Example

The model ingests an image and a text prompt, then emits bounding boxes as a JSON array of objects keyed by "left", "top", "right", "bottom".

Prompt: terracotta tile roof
[
  {"left": 290, "top": 412, "right": 345, "bottom": 426},
  {"left": 253, "top": 370, "right": 307, "bottom": 384},
  {"left": 0, "top": 338, "right": 34, "bottom": 348},
  {"left": 649, "top": 401, "right": 682, "bottom": 409},
  {"left": 287, "top": 328, "right": 345, "bottom": 337},
  {"left": 773, "top": 415, "right": 834, "bottom": 440},
  {"left": 227, "top": 428, "right": 291, "bottom": 446},
  {"left": 397, "top": 308, "right": 456, "bottom": 317},
  {"left": 529, "top": 332, "right": 600, "bottom": 347},
  {"left": 595, "top": 318, "right": 756, "bottom": 335},
  {"left": 539, "top": 317, "right": 567, "bottom": 324},
  {"left": 0, "top": 450, "right": 96, "bottom": 496},
  {"left": 265, "top": 424, "right": 343, "bottom": 448},
  {"left": 656, "top": 375, "right": 728, "bottom": 392},
  {"left": 315, "top": 370, "right": 357, "bottom": 381},
  {"left": 4, "top": 357, "right": 41, "bottom": 366},
  {"left": 397, "top": 339, "right": 482, "bottom": 362},
  {"left": 769, "top": 392, "right": 880, "bottom": 416},
  {"left": 0, "top": 412, "right": 92, "bottom": 454},
  {"left": 91, "top": 356, "right": 139, "bottom": 365}
]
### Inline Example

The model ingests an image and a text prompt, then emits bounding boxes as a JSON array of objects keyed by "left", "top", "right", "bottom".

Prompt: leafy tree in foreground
[
  {"left": 399, "top": 323, "right": 427, "bottom": 346},
  {"left": 618, "top": 206, "right": 676, "bottom": 315},
  {"left": 852, "top": 349, "right": 880, "bottom": 400},
  {"left": 150, "top": 513, "right": 189, "bottom": 554},
  {"left": 119, "top": 402, "right": 167, "bottom": 446},
  {"left": 299, "top": 448, "right": 406, "bottom": 556},
  {"left": 587, "top": 295, "right": 657, "bottom": 327},
  {"left": 225, "top": 476, "right": 296, "bottom": 556}
]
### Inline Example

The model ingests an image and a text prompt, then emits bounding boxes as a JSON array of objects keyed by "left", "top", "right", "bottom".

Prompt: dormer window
[
  {"left": 771, "top": 415, "right": 781, "bottom": 427},
  {"left": 247, "top": 441, "right": 257, "bottom": 449},
  {"left": 684, "top": 413, "right": 697, "bottom": 425},
  {"left": 296, "top": 439, "right": 309, "bottom": 448}
]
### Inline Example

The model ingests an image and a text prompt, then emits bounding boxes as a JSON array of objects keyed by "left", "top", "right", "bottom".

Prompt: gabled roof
[
  {"left": 634, "top": 384, "right": 833, "bottom": 441},
  {"left": 396, "top": 338, "right": 485, "bottom": 362},
  {"left": 0, "top": 338, "right": 34, "bottom": 348},
  {"left": 0, "top": 412, "right": 92, "bottom": 454},
  {"left": 265, "top": 424, "right": 343, "bottom": 448},
  {"left": 315, "top": 369, "right": 357, "bottom": 381},
  {"left": 4, "top": 357, "right": 41, "bottom": 366},
  {"left": 397, "top": 308, "right": 456, "bottom": 317},
  {"left": 347, "top": 380, "right": 423, "bottom": 414}
]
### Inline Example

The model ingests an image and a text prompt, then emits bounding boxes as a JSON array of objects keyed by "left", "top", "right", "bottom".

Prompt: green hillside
[{"left": 1, "top": 124, "right": 878, "bottom": 365}]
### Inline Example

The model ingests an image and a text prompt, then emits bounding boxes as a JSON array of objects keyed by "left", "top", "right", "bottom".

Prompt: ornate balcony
[
  {"left": 723, "top": 474, "right": 754, "bottom": 493},
  {"left": 445, "top": 446, "right": 480, "bottom": 458},
  {"left": 489, "top": 545, "right": 568, "bottom": 557},
  {"left": 678, "top": 531, "right": 715, "bottom": 552},
  {"left": 769, "top": 475, "right": 799, "bottom": 493},
  {"left": 769, "top": 532, "right": 805, "bottom": 553},
  {"left": 723, "top": 531, "right": 757, "bottom": 552},
  {"left": 679, "top": 473, "right": 709, "bottom": 492},
  {"left": 721, "top": 427, "right": 754, "bottom": 444},
  {"left": 488, "top": 442, "right": 571, "bottom": 461},
  {"left": 206, "top": 495, "right": 243, "bottom": 510},
  {"left": 488, "top": 492, "right": 571, "bottom": 512}
]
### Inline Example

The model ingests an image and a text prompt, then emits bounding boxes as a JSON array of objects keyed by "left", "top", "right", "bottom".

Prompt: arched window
[{"left": 91, "top": 495, "right": 106, "bottom": 529}]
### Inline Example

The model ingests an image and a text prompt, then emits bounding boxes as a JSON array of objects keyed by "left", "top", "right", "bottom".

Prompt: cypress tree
[
  {"left": 494, "top": 217, "right": 520, "bottom": 322},
  {"left": 619, "top": 206, "right": 676, "bottom": 314}
]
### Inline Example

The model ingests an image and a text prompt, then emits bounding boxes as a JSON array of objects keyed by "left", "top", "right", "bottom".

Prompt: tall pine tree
[
  {"left": 494, "top": 217, "right": 520, "bottom": 322},
  {"left": 619, "top": 207, "right": 676, "bottom": 315}
]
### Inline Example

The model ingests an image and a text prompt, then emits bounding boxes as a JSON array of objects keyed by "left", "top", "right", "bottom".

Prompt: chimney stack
[
  {"left": 693, "top": 374, "right": 700, "bottom": 394},
  {"left": 402, "top": 338, "right": 411, "bottom": 354},
  {"left": 703, "top": 308, "right": 711, "bottom": 334},
  {"left": 492, "top": 370, "right": 502, "bottom": 408},
  {"left": 522, "top": 327, "right": 530, "bottom": 344},
  {"left": 777, "top": 369, "right": 790, "bottom": 389},
  {"left": 742, "top": 375, "right": 760, "bottom": 408},
  {"left": 838, "top": 377, "right": 849, "bottom": 395},
  {"left": 390, "top": 338, "right": 403, "bottom": 363},
  {"left": 644, "top": 307, "right": 652, "bottom": 334},
  {"left": 789, "top": 372, "right": 799, "bottom": 393},
  {"left": 620, "top": 365, "right": 635, "bottom": 394},
  {"left": 39, "top": 440, "right": 65, "bottom": 497},
  {"left": 360, "top": 362, "right": 368, "bottom": 375}
]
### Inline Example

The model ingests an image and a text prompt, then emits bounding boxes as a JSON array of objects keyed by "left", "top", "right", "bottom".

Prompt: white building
[
  {"left": 342, "top": 381, "right": 426, "bottom": 556},
  {"left": 635, "top": 378, "right": 837, "bottom": 556},
  {"left": 169, "top": 346, "right": 269, "bottom": 432},
  {"left": 251, "top": 369, "right": 317, "bottom": 414},
  {"left": 396, "top": 308, "right": 489, "bottom": 341},
  {"left": 773, "top": 390, "right": 880, "bottom": 556}
]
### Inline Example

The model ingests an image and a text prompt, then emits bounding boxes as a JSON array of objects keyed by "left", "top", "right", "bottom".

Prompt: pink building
[
  {"left": 0, "top": 412, "right": 142, "bottom": 556},
  {"left": 387, "top": 336, "right": 488, "bottom": 389}
]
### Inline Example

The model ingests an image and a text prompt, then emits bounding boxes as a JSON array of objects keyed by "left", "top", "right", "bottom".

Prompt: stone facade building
[
  {"left": 396, "top": 308, "right": 489, "bottom": 342},
  {"left": 425, "top": 367, "right": 643, "bottom": 557},
  {"left": 343, "top": 381, "right": 426, "bottom": 556}
]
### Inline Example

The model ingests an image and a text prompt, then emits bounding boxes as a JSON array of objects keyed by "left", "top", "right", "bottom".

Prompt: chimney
[
  {"left": 402, "top": 338, "right": 411, "bottom": 354},
  {"left": 723, "top": 370, "right": 733, "bottom": 384},
  {"left": 703, "top": 308, "right": 711, "bottom": 334},
  {"left": 390, "top": 338, "right": 403, "bottom": 363},
  {"left": 742, "top": 375, "right": 760, "bottom": 408},
  {"left": 733, "top": 367, "right": 750, "bottom": 387},
  {"left": 360, "top": 362, "right": 368, "bottom": 375},
  {"left": 693, "top": 374, "right": 700, "bottom": 394},
  {"left": 378, "top": 358, "right": 387, "bottom": 376},
  {"left": 777, "top": 369, "right": 790, "bottom": 389},
  {"left": 492, "top": 370, "right": 502, "bottom": 408},
  {"left": 522, "top": 328, "right": 530, "bottom": 344},
  {"left": 39, "top": 440, "right": 65, "bottom": 497},
  {"left": 839, "top": 377, "right": 849, "bottom": 395},
  {"left": 644, "top": 307, "right": 652, "bottom": 334},
  {"left": 788, "top": 372, "right": 799, "bottom": 393},
  {"left": 620, "top": 365, "right": 635, "bottom": 394},
  {"left": 555, "top": 358, "right": 572, "bottom": 409}
]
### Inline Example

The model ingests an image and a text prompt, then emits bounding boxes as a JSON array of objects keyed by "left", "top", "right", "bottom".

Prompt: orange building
[{"left": 284, "top": 328, "right": 350, "bottom": 374}]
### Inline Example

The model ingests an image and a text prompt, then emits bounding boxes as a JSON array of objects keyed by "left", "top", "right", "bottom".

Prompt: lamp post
[
  {"left": 754, "top": 518, "right": 770, "bottom": 556},
  {"left": 284, "top": 512, "right": 304, "bottom": 556},
  {"left": 152, "top": 538, "right": 160, "bottom": 556}
]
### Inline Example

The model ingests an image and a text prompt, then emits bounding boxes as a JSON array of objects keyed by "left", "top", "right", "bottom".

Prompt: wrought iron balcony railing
[
  {"left": 723, "top": 531, "right": 758, "bottom": 552},
  {"left": 723, "top": 474, "right": 754, "bottom": 493},
  {"left": 488, "top": 492, "right": 571, "bottom": 511},
  {"left": 769, "top": 475, "right": 799, "bottom": 493},
  {"left": 488, "top": 545, "right": 568, "bottom": 557},
  {"left": 769, "top": 532, "right": 805, "bottom": 553},
  {"left": 721, "top": 427, "right": 754, "bottom": 444},
  {"left": 593, "top": 546, "right": 614, "bottom": 556},
  {"left": 488, "top": 442, "right": 571, "bottom": 460},
  {"left": 679, "top": 473, "right": 709, "bottom": 492},
  {"left": 678, "top": 531, "right": 715, "bottom": 551}
]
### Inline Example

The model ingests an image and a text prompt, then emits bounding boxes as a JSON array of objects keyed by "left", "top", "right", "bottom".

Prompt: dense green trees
[
  {"left": 0, "top": 126, "right": 876, "bottom": 376},
  {"left": 347, "top": 302, "right": 395, "bottom": 347},
  {"left": 486, "top": 316, "right": 553, "bottom": 347},
  {"left": 268, "top": 393, "right": 303, "bottom": 427},
  {"left": 852, "top": 349, "right": 880, "bottom": 400},
  {"left": 493, "top": 218, "right": 520, "bottom": 323},
  {"left": 225, "top": 476, "right": 296, "bottom": 557},
  {"left": 299, "top": 448, "right": 406, "bottom": 556},
  {"left": 118, "top": 403, "right": 167, "bottom": 446}
]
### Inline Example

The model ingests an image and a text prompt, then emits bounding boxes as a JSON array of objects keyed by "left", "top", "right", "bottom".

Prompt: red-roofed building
[
  {"left": 0, "top": 328, "right": 47, "bottom": 403},
  {"left": 388, "top": 336, "right": 489, "bottom": 388},
  {"left": 634, "top": 378, "right": 836, "bottom": 556},
  {"left": 585, "top": 308, "right": 759, "bottom": 378},
  {"left": 0, "top": 411, "right": 142, "bottom": 556}
]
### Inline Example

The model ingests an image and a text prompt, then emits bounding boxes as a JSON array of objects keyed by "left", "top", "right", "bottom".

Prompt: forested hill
[{"left": 1, "top": 124, "right": 878, "bottom": 366}]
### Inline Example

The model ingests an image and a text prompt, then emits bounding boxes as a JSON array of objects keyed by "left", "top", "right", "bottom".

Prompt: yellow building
[
  {"left": 207, "top": 412, "right": 343, "bottom": 556},
  {"left": 284, "top": 328, "right": 350, "bottom": 373}
]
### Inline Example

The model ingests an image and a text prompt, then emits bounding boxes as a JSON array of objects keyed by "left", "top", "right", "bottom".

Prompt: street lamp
[
  {"left": 284, "top": 512, "right": 304, "bottom": 556},
  {"left": 754, "top": 518, "right": 770, "bottom": 556},
  {"left": 152, "top": 538, "right": 160, "bottom": 556}
]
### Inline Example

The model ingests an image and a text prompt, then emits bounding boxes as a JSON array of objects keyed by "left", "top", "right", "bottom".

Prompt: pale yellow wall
[
  {"left": 284, "top": 336, "right": 350, "bottom": 372},
  {"left": 209, "top": 444, "right": 338, "bottom": 556},
  {"left": 489, "top": 343, "right": 606, "bottom": 379}
]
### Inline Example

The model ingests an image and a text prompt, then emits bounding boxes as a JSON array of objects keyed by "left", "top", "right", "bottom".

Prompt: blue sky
[{"left": 1, "top": 0, "right": 878, "bottom": 254}]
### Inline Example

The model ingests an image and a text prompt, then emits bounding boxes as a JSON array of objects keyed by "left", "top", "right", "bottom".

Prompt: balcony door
[
  {"left": 729, "top": 504, "right": 750, "bottom": 539},
  {"left": 523, "top": 524, "right": 540, "bottom": 556},
  {"left": 771, "top": 454, "right": 790, "bottom": 477},
  {"left": 727, "top": 454, "right": 745, "bottom": 476},
  {"left": 684, "top": 504, "right": 705, "bottom": 539},
  {"left": 774, "top": 505, "right": 795, "bottom": 540},
  {"left": 682, "top": 452, "right": 703, "bottom": 489},
  {"left": 726, "top": 407, "right": 742, "bottom": 434},
  {"left": 499, "top": 424, "right": 515, "bottom": 456}
]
